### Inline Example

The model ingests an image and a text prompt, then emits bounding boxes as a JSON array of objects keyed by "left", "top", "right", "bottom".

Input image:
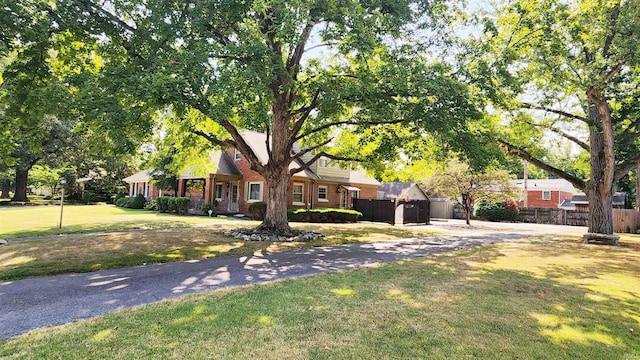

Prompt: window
[
  {"left": 143, "top": 182, "right": 149, "bottom": 197},
  {"left": 318, "top": 186, "right": 328, "bottom": 202},
  {"left": 542, "top": 191, "right": 551, "bottom": 200},
  {"left": 248, "top": 182, "right": 263, "bottom": 202},
  {"left": 132, "top": 182, "right": 137, "bottom": 196},
  {"left": 293, "top": 183, "right": 304, "bottom": 204},
  {"left": 352, "top": 190, "right": 359, "bottom": 199},
  {"left": 318, "top": 157, "right": 327, "bottom": 167},
  {"left": 215, "top": 184, "right": 224, "bottom": 200},
  {"left": 234, "top": 149, "right": 242, "bottom": 161}
]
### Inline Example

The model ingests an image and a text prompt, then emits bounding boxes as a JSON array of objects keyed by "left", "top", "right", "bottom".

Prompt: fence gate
[
  {"left": 353, "top": 199, "right": 430, "bottom": 225},
  {"left": 353, "top": 199, "right": 397, "bottom": 224},
  {"left": 401, "top": 200, "right": 430, "bottom": 225}
]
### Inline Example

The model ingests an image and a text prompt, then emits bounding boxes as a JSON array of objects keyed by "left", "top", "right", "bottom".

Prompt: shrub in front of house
[
  {"left": 156, "top": 196, "right": 170, "bottom": 213},
  {"left": 249, "top": 201, "right": 267, "bottom": 220},
  {"left": 475, "top": 199, "right": 519, "bottom": 222},
  {"left": 288, "top": 208, "right": 362, "bottom": 223},
  {"left": 115, "top": 194, "right": 146, "bottom": 209},
  {"left": 165, "top": 196, "right": 191, "bottom": 215}
]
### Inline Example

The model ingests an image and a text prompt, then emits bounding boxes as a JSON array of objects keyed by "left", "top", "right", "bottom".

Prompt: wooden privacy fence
[
  {"left": 613, "top": 209, "right": 640, "bottom": 234},
  {"left": 353, "top": 198, "right": 430, "bottom": 225},
  {"left": 518, "top": 207, "right": 639, "bottom": 233}
]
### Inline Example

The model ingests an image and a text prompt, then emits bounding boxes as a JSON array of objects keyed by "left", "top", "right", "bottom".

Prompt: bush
[
  {"left": 115, "top": 197, "right": 129, "bottom": 208},
  {"left": 175, "top": 197, "right": 191, "bottom": 215},
  {"left": 156, "top": 196, "right": 170, "bottom": 213},
  {"left": 475, "top": 199, "right": 519, "bottom": 222},
  {"left": 113, "top": 192, "right": 125, "bottom": 203},
  {"left": 288, "top": 208, "right": 361, "bottom": 223},
  {"left": 130, "top": 194, "right": 146, "bottom": 209},
  {"left": 83, "top": 190, "right": 93, "bottom": 205},
  {"left": 165, "top": 196, "right": 190, "bottom": 215},
  {"left": 249, "top": 202, "right": 267, "bottom": 220}
]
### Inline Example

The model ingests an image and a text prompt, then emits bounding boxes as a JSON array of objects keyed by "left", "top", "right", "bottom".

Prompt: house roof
[
  {"left": 377, "top": 182, "right": 427, "bottom": 199},
  {"left": 123, "top": 169, "right": 155, "bottom": 183},
  {"left": 318, "top": 169, "right": 380, "bottom": 186},
  {"left": 571, "top": 192, "right": 626, "bottom": 206},
  {"left": 513, "top": 178, "right": 575, "bottom": 192}
]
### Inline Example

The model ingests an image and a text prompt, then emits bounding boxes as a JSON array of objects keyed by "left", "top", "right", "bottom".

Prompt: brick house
[
  {"left": 513, "top": 179, "right": 575, "bottom": 209},
  {"left": 124, "top": 130, "right": 380, "bottom": 215}
]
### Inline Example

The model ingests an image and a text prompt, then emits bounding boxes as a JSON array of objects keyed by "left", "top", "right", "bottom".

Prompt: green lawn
[
  {"left": 0, "top": 204, "right": 229, "bottom": 239},
  {"left": 1, "top": 234, "right": 638, "bottom": 359},
  {"left": 0, "top": 205, "right": 441, "bottom": 280}
]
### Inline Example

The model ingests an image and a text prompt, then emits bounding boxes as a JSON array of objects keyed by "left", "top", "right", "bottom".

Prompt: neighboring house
[
  {"left": 124, "top": 130, "right": 380, "bottom": 215},
  {"left": 513, "top": 179, "right": 575, "bottom": 209},
  {"left": 569, "top": 192, "right": 626, "bottom": 210},
  {"left": 377, "top": 182, "right": 428, "bottom": 201},
  {"left": 123, "top": 169, "right": 164, "bottom": 200}
]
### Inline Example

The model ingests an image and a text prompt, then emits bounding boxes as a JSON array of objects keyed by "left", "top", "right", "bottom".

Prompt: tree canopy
[
  {"left": 467, "top": 0, "right": 640, "bottom": 235},
  {"left": 58, "top": 0, "right": 485, "bottom": 234}
]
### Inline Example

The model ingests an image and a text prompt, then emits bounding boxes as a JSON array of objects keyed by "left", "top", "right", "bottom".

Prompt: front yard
[
  {"left": 0, "top": 204, "right": 227, "bottom": 239},
  {"left": 1, "top": 234, "right": 638, "bottom": 359},
  {"left": 0, "top": 204, "right": 440, "bottom": 280}
]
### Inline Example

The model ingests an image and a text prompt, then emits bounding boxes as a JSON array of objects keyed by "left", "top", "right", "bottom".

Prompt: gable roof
[
  {"left": 571, "top": 192, "right": 626, "bottom": 206},
  {"left": 123, "top": 169, "right": 155, "bottom": 183},
  {"left": 378, "top": 182, "right": 427, "bottom": 199},
  {"left": 513, "top": 178, "right": 575, "bottom": 192}
]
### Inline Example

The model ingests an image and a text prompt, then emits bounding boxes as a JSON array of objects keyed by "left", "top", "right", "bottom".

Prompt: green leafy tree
[
  {"left": 422, "top": 159, "right": 519, "bottom": 225},
  {"left": 62, "top": 0, "right": 482, "bottom": 234},
  {"left": 0, "top": 1, "right": 152, "bottom": 202},
  {"left": 468, "top": 0, "right": 640, "bottom": 235}
]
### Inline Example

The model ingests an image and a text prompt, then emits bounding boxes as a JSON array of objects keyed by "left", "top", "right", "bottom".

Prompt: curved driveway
[{"left": 0, "top": 221, "right": 585, "bottom": 339}]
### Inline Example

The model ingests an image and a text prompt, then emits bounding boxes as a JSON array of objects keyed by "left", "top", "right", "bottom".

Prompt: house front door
[
  {"left": 339, "top": 190, "right": 347, "bottom": 209},
  {"left": 229, "top": 183, "right": 239, "bottom": 213}
]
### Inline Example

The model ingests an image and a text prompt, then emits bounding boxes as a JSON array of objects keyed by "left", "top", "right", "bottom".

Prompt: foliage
[
  {"left": 55, "top": 0, "right": 482, "bottom": 233},
  {"left": 422, "top": 159, "right": 519, "bottom": 225},
  {"left": 168, "top": 197, "right": 191, "bottom": 216},
  {"left": 202, "top": 202, "right": 217, "bottom": 216},
  {"left": 155, "top": 196, "right": 170, "bottom": 213},
  {"left": 288, "top": 208, "right": 362, "bottom": 223},
  {"left": 115, "top": 194, "right": 146, "bottom": 209},
  {"left": 467, "top": 0, "right": 640, "bottom": 234},
  {"left": 248, "top": 202, "right": 267, "bottom": 221},
  {"left": 475, "top": 199, "right": 520, "bottom": 222}
]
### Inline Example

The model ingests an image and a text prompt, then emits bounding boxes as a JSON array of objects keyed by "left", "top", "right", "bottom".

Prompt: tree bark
[
  {"left": 11, "top": 168, "right": 30, "bottom": 202},
  {"left": 586, "top": 118, "right": 614, "bottom": 234},
  {"left": 257, "top": 166, "right": 292, "bottom": 234},
  {"left": 636, "top": 164, "right": 640, "bottom": 210}
]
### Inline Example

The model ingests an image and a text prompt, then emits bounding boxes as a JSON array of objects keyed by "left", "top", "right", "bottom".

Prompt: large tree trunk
[
  {"left": 258, "top": 167, "right": 292, "bottom": 234},
  {"left": 586, "top": 115, "right": 614, "bottom": 235},
  {"left": 0, "top": 185, "right": 10, "bottom": 198},
  {"left": 11, "top": 168, "right": 30, "bottom": 202},
  {"left": 636, "top": 164, "right": 640, "bottom": 210}
]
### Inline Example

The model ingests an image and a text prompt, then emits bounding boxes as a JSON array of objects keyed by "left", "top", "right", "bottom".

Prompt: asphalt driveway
[{"left": 0, "top": 220, "right": 586, "bottom": 339}]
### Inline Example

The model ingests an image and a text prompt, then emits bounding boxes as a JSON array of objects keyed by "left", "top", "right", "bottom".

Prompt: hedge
[
  {"left": 475, "top": 199, "right": 519, "bottom": 222},
  {"left": 288, "top": 208, "right": 361, "bottom": 223},
  {"left": 249, "top": 201, "right": 266, "bottom": 220},
  {"left": 114, "top": 194, "right": 146, "bottom": 209}
]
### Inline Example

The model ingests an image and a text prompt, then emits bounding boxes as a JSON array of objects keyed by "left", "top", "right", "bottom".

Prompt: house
[
  {"left": 513, "top": 179, "right": 575, "bottom": 209},
  {"left": 377, "top": 182, "right": 428, "bottom": 201},
  {"left": 570, "top": 192, "right": 626, "bottom": 210},
  {"left": 124, "top": 130, "right": 380, "bottom": 215}
]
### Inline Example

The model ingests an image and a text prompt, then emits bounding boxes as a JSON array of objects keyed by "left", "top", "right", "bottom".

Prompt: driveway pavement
[{"left": 0, "top": 221, "right": 586, "bottom": 339}]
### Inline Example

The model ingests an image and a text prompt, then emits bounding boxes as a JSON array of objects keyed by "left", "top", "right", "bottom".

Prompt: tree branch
[
  {"left": 498, "top": 139, "right": 587, "bottom": 190},
  {"left": 289, "top": 88, "right": 321, "bottom": 143},
  {"left": 523, "top": 120, "right": 589, "bottom": 151},
  {"left": 290, "top": 137, "right": 332, "bottom": 164},
  {"left": 615, "top": 154, "right": 640, "bottom": 182},
  {"left": 286, "top": 19, "right": 317, "bottom": 76},
  {"left": 521, "top": 102, "right": 588, "bottom": 123},
  {"left": 192, "top": 130, "right": 236, "bottom": 148},
  {"left": 290, "top": 151, "right": 361, "bottom": 176},
  {"left": 296, "top": 118, "right": 406, "bottom": 142}
]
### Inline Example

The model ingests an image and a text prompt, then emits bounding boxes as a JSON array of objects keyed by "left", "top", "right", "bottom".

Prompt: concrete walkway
[{"left": 0, "top": 220, "right": 586, "bottom": 339}]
